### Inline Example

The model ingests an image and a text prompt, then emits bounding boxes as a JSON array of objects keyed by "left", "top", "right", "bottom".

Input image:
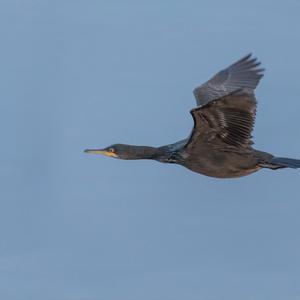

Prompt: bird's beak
[{"left": 84, "top": 149, "right": 117, "bottom": 158}]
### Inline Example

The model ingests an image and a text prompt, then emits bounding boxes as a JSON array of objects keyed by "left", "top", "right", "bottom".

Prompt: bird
[{"left": 85, "top": 54, "right": 300, "bottom": 178}]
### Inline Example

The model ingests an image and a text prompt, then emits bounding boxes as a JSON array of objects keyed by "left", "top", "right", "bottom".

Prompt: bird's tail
[{"left": 260, "top": 157, "right": 300, "bottom": 169}]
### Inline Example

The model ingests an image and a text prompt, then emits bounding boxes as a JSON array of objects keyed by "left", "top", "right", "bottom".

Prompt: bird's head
[
  {"left": 84, "top": 143, "right": 159, "bottom": 160},
  {"left": 84, "top": 144, "right": 129, "bottom": 159}
]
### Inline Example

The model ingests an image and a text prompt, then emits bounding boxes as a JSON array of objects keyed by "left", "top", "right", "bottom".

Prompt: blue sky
[{"left": 2, "top": 1, "right": 300, "bottom": 299}]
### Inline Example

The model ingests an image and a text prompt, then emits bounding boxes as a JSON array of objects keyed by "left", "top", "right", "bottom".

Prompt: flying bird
[{"left": 85, "top": 54, "right": 300, "bottom": 178}]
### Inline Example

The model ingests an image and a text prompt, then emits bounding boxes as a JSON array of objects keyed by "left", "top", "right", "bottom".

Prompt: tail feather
[{"left": 269, "top": 157, "right": 300, "bottom": 169}]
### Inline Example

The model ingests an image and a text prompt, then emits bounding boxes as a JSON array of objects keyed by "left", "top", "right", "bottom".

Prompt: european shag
[{"left": 85, "top": 54, "right": 300, "bottom": 178}]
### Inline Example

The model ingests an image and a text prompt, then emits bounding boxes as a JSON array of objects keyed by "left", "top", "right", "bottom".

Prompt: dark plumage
[{"left": 85, "top": 54, "right": 300, "bottom": 178}]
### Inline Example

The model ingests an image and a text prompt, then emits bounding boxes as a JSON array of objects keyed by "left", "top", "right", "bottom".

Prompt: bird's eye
[{"left": 108, "top": 148, "right": 115, "bottom": 153}]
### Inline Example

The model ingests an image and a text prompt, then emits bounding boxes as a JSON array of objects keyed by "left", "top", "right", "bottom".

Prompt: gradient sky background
[{"left": 2, "top": 1, "right": 300, "bottom": 299}]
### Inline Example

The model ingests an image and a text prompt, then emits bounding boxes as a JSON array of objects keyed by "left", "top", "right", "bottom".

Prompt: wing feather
[
  {"left": 185, "top": 91, "right": 257, "bottom": 150},
  {"left": 193, "top": 54, "right": 264, "bottom": 106}
]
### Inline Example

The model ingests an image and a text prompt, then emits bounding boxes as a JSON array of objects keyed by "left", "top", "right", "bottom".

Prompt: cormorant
[{"left": 85, "top": 54, "right": 300, "bottom": 178}]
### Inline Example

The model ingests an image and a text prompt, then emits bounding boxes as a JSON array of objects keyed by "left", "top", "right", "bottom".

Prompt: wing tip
[
  {"left": 230, "top": 53, "right": 265, "bottom": 85},
  {"left": 233, "top": 53, "right": 263, "bottom": 69}
]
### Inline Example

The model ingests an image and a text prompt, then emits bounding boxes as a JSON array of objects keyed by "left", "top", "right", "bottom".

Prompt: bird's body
[
  {"left": 166, "top": 144, "right": 263, "bottom": 178},
  {"left": 85, "top": 54, "right": 300, "bottom": 178},
  {"left": 146, "top": 142, "right": 271, "bottom": 178}
]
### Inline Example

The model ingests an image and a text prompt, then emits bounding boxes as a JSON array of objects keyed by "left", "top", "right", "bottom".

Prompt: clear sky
[{"left": 2, "top": 1, "right": 300, "bottom": 299}]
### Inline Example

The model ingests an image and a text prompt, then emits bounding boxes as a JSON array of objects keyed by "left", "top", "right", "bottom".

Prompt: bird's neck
[
  {"left": 123, "top": 145, "right": 162, "bottom": 160},
  {"left": 120, "top": 144, "right": 182, "bottom": 162}
]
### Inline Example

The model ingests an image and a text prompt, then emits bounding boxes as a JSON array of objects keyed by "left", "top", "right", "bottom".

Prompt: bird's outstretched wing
[
  {"left": 193, "top": 54, "right": 264, "bottom": 106},
  {"left": 185, "top": 90, "right": 257, "bottom": 151}
]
